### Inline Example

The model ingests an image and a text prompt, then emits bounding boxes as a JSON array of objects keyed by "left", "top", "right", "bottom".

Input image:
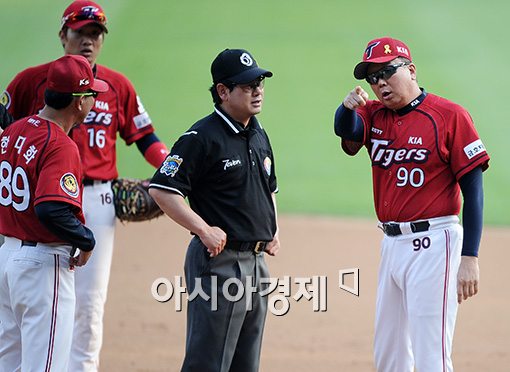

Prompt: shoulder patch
[
  {"left": 160, "top": 155, "right": 183, "bottom": 177},
  {"left": 263, "top": 157, "right": 272, "bottom": 176},
  {"left": 60, "top": 173, "right": 79, "bottom": 198},
  {"left": 0, "top": 90, "right": 11, "bottom": 109},
  {"left": 133, "top": 111, "right": 151, "bottom": 129},
  {"left": 464, "top": 139, "right": 486, "bottom": 160}
]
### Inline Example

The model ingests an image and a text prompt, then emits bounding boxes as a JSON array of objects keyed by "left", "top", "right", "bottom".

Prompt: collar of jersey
[
  {"left": 395, "top": 88, "right": 427, "bottom": 116},
  {"left": 214, "top": 106, "right": 262, "bottom": 134}
]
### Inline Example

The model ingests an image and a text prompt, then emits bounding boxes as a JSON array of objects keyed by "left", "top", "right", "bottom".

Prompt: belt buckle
[
  {"left": 382, "top": 223, "right": 400, "bottom": 237},
  {"left": 254, "top": 241, "right": 266, "bottom": 254},
  {"left": 382, "top": 223, "right": 392, "bottom": 236}
]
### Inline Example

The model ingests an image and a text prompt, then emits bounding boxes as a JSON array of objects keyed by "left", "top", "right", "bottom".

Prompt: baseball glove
[{"left": 111, "top": 178, "right": 163, "bottom": 222}]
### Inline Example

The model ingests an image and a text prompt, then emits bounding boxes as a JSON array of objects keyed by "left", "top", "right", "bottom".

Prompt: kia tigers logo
[
  {"left": 79, "top": 78, "right": 89, "bottom": 86},
  {"left": 365, "top": 41, "right": 380, "bottom": 60}
]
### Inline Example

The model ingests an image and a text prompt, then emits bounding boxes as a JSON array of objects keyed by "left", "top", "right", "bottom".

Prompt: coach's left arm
[{"left": 457, "top": 166, "right": 484, "bottom": 304}]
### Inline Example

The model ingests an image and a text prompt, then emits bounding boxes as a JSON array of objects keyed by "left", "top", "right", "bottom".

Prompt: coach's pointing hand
[{"left": 343, "top": 86, "right": 369, "bottom": 110}]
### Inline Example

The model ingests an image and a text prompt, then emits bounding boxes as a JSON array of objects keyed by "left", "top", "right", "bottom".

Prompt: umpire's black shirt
[{"left": 150, "top": 105, "right": 277, "bottom": 242}]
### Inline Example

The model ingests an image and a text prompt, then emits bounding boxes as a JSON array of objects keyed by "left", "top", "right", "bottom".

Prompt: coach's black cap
[{"left": 211, "top": 49, "right": 273, "bottom": 84}]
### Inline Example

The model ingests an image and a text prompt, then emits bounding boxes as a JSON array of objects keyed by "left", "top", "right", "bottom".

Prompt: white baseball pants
[
  {"left": 374, "top": 216, "right": 462, "bottom": 372},
  {"left": 68, "top": 181, "right": 115, "bottom": 372},
  {"left": 0, "top": 237, "right": 75, "bottom": 372}
]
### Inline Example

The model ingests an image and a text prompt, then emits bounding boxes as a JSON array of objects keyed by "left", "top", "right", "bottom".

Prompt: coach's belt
[
  {"left": 381, "top": 221, "right": 430, "bottom": 237},
  {"left": 83, "top": 179, "right": 109, "bottom": 186},
  {"left": 225, "top": 241, "right": 268, "bottom": 253},
  {"left": 21, "top": 240, "right": 37, "bottom": 247}
]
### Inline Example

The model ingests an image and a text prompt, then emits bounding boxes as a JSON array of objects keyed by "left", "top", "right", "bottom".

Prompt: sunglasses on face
[
  {"left": 365, "top": 62, "right": 409, "bottom": 85},
  {"left": 72, "top": 91, "right": 98, "bottom": 98},
  {"left": 236, "top": 78, "right": 265, "bottom": 93}
]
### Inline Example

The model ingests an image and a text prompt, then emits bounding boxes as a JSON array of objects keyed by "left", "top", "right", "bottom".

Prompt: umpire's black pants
[{"left": 181, "top": 237, "right": 269, "bottom": 372}]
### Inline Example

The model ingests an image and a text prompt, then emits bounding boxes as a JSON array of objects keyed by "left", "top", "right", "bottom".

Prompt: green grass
[{"left": 1, "top": 0, "right": 508, "bottom": 225}]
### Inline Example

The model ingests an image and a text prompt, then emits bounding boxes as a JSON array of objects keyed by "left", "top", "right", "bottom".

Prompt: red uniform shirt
[
  {"left": 0, "top": 115, "right": 84, "bottom": 243},
  {"left": 346, "top": 91, "right": 490, "bottom": 222},
  {"left": 3, "top": 62, "right": 154, "bottom": 180}
]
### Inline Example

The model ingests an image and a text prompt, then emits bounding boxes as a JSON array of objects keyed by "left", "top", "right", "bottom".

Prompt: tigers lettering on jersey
[
  {"left": 370, "top": 138, "right": 430, "bottom": 169},
  {"left": 84, "top": 110, "right": 113, "bottom": 125}
]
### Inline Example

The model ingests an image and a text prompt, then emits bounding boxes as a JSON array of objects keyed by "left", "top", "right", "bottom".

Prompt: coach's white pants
[
  {"left": 0, "top": 238, "right": 75, "bottom": 372},
  {"left": 69, "top": 182, "right": 116, "bottom": 372},
  {"left": 374, "top": 216, "right": 462, "bottom": 372}
]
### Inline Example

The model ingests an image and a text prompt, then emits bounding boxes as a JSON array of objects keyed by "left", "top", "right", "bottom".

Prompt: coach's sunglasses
[
  {"left": 72, "top": 91, "right": 99, "bottom": 98},
  {"left": 365, "top": 62, "right": 409, "bottom": 85}
]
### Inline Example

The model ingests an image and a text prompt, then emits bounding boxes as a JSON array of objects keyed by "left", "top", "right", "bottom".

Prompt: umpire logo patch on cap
[
  {"left": 240, "top": 53, "right": 253, "bottom": 66},
  {"left": 160, "top": 154, "right": 183, "bottom": 177},
  {"left": 60, "top": 173, "right": 79, "bottom": 198}
]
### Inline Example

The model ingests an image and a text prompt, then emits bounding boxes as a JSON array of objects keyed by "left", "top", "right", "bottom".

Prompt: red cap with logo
[
  {"left": 47, "top": 55, "right": 109, "bottom": 94},
  {"left": 61, "top": 0, "right": 108, "bottom": 33},
  {"left": 354, "top": 37, "right": 412, "bottom": 79}
]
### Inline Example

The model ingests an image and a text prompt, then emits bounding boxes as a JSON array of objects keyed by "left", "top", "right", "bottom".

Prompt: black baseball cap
[{"left": 211, "top": 49, "right": 273, "bottom": 84}]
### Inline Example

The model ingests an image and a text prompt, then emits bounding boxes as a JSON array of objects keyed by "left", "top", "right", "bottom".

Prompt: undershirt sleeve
[
  {"left": 458, "top": 166, "right": 484, "bottom": 256},
  {"left": 334, "top": 104, "right": 364, "bottom": 142}
]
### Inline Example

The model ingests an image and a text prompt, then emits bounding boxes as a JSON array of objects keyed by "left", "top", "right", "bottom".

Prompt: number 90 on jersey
[{"left": 396, "top": 166, "right": 424, "bottom": 188}]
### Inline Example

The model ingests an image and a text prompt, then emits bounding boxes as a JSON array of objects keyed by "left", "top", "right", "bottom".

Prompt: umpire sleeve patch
[
  {"left": 263, "top": 157, "right": 272, "bottom": 176},
  {"left": 60, "top": 173, "right": 79, "bottom": 198},
  {"left": 160, "top": 155, "right": 183, "bottom": 177}
]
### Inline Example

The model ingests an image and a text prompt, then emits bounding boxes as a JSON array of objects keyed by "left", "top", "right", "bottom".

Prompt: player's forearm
[
  {"left": 459, "top": 167, "right": 484, "bottom": 256},
  {"left": 135, "top": 133, "right": 169, "bottom": 168},
  {"left": 334, "top": 104, "right": 364, "bottom": 141},
  {"left": 148, "top": 188, "right": 210, "bottom": 236},
  {"left": 34, "top": 201, "right": 96, "bottom": 251}
]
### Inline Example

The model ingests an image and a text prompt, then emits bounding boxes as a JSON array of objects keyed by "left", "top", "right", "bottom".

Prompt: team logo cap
[
  {"left": 61, "top": 0, "right": 108, "bottom": 33},
  {"left": 211, "top": 49, "right": 273, "bottom": 84},
  {"left": 354, "top": 37, "right": 412, "bottom": 80},
  {"left": 47, "top": 55, "right": 109, "bottom": 94}
]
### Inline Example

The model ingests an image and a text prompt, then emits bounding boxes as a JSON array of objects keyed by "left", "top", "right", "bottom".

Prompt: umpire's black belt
[
  {"left": 225, "top": 241, "right": 268, "bottom": 253},
  {"left": 381, "top": 221, "right": 430, "bottom": 237}
]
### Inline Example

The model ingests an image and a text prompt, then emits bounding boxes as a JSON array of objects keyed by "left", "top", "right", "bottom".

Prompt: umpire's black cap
[{"left": 211, "top": 49, "right": 273, "bottom": 84}]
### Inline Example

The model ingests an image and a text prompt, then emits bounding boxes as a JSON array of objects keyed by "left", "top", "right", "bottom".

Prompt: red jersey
[
  {"left": 0, "top": 115, "right": 84, "bottom": 243},
  {"left": 344, "top": 91, "right": 490, "bottom": 222},
  {"left": 2, "top": 62, "right": 155, "bottom": 180}
]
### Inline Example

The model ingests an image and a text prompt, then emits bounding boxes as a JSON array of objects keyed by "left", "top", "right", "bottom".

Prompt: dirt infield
[{"left": 100, "top": 215, "right": 509, "bottom": 371}]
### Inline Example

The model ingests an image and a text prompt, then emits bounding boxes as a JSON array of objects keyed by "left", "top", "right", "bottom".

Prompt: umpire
[{"left": 149, "top": 48, "right": 280, "bottom": 372}]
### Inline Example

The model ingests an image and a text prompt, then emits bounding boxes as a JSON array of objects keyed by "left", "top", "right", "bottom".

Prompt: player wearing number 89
[
  {"left": 0, "top": 54, "right": 105, "bottom": 371},
  {"left": 334, "top": 37, "right": 490, "bottom": 371},
  {"left": 1, "top": 1, "right": 170, "bottom": 369}
]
